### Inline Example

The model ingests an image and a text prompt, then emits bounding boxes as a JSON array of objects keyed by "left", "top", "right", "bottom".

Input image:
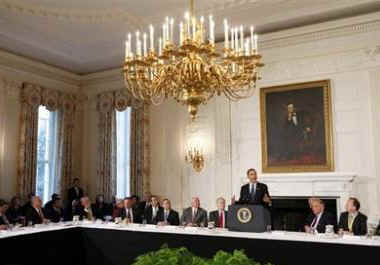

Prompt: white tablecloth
[{"left": 1, "top": 222, "right": 380, "bottom": 247}]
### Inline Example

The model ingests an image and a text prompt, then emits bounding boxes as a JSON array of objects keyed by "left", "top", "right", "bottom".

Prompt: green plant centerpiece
[{"left": 132, "top": 245, "right": 274, "bottom": 265}]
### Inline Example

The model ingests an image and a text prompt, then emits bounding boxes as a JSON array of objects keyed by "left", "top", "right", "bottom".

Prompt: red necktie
[{"left": 219, "top": 212, "right": 224, "bottom": 228}]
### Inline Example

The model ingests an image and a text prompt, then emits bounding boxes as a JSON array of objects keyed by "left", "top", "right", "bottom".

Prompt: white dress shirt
[
  {"left": 125, "top": 208, "right": 134, "bottom": 222},
  {"left": 311, "top": 212, "right": 323, "bottom": 229},
  {"left": 164, "top": 210, "right": 170, "bottom": 222},
  {"left": 152, "top": 206, "right": 158, "bottom": 219},
  {"left": 249, "top": 183, "right": 257, "bottom": 194},
  {"left": 192, "top": 207, "right": 198, "bottom": 218}
]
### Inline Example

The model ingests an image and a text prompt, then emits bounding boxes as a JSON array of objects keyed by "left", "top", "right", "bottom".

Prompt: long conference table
[{"left": 1, "top": 222, "right": 379, "bottom": 265}]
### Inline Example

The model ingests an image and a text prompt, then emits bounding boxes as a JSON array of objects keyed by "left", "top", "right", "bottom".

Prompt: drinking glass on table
[
  {"left": 105, "top": 215, "right": 112, "bottom": 224},
  {"left": 325, "top": 225, "right": 334, "bottom": 236},
  {"left": 367, "top": 226, "right": 375, "bottom": 239},
  {"left": 73, "top": 215, "right": 80, "bottom": 225},
  {"left": 28, "top": 221, "right": 33, "bottom": 227},
  {"left": 266, "top": 225, "right": 272, "bottom": 233}
]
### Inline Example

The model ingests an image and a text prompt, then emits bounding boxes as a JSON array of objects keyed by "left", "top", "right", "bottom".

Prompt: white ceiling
[{"left": 1, "top": 0, "right": 380, "bottom": 74}]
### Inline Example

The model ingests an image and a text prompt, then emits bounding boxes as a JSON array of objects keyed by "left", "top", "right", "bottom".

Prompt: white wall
[
  {"left": 0, "top": 79, "right": 21, "bottom": 199},
  {"left": 149, "top": 14, "right": 380, "bottom": 221},
  {"left": 0, "top": 53, "right": 81, "bottom": 200}
]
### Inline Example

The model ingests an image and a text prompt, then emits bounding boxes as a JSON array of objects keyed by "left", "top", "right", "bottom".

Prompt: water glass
[
  {"left": 325, "top": 225, "right": 334, "bottom": 236},
  {"left": 266, "top": 225, "right": 272, "bottom": 233},
  {"left": 28, "top": 221, "right": 33, "bottom": 227},
  {"left": 73, "top": 215, "right": 80, "bottom": 225},
  {"left": 367, "top": 227, "right": 375, "bottom": 239}
]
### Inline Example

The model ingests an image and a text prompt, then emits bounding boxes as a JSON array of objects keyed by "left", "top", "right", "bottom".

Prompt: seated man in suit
[
  {"left": 44, "top": 197, "right": 63, "bottom": 223},
  {"left": 304, "top": 198, "right": 336, "bottom": 233},
  {"left": 120, "top": 197, "right": 142, "bottom": 224},
  {"left": 75, "top": 197, "right": 96, "bottom": 221},
  {"left": 93, "top": 194, "right": 111, "bottom": 221},
  {"left": 209, "top": 197, "right": 228, "bottom": 228},
  {"left": 25, "top": 196, "right": 46, "bottom": 225},
  {"left": 181, "top": 197, "right": 208, "bottom": 227},
  {"left": 112, "top": 199, "right": 124, "bottom": 219},
  {"left": 44, "top": 193, "right": 60, "bottom": 210},
  {"left": 138, "top": 192, "right": 152, "bottom": 213},
  {"left": 0, "top": 199, "right": 10, "bottom": 230},
  {"left": 144, "top": 195, "right": 162, "bottom": 224},
  {"left": 338, "top": 197, "right": 367, "bottom": 236},
  {"left": 235, "top": 168, "right": 271, "bottom": 206},
  {"left": 21, "top": 192, "right": 34, "bottom": 216},
  {"left": 156, "top": 198, "right": 180, "bottom": 226}
]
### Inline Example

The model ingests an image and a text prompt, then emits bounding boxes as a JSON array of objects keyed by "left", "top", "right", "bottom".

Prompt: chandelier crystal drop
[{"left": 123, "top": 0, "right": 264, "bottom": 120}]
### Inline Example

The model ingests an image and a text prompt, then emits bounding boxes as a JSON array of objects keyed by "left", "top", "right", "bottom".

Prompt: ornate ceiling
[{"left": 1, "top": 0, "right": 380, "bottom": 74}]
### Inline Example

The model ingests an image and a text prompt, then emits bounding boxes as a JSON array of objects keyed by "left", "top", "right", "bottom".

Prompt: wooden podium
[{"left": 227, "top": 204, "right": 271, "bottom": 232}]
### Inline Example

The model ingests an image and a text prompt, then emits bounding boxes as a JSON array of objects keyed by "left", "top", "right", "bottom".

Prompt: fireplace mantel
[
  {"left": 260, "top": 172, "right": 355, "bottom": 183},
  {"left": 251, "top": 172, "right": 356, "bottom": 214}
]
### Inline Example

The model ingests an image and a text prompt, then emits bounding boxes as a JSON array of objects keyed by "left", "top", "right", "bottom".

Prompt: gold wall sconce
[{"left": 185, "top": 147, "right": 204, "bottom": 173}]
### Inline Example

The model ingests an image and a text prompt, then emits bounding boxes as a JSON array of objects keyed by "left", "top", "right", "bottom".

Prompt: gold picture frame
[{"left": 260, "top": 80, "right": 334, "bottom": 173}]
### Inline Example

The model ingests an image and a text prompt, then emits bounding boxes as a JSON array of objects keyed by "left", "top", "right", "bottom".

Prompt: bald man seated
[
  {"left": 181, "top": 197, "right": 208, "bottom": 227},
  {"left": 25, "top": 196, "right": 46, "bottom": 225}
]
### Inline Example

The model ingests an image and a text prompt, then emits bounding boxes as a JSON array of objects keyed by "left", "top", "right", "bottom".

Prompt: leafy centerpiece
[{"left": 132, "top": 245, "right": 274, "bottom": 265}]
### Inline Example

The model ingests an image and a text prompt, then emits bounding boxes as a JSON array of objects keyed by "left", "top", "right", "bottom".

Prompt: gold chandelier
[{"left": 123, "top": 0, "right": 264, "bottom": 120}]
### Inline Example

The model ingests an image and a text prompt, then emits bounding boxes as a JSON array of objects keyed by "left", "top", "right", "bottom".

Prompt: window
[
  {"left": 36, "top": 106, "right": 59, "bottom": 204},
  {"left": 116, "top": 108, "right": 131, "bottom": 198}
]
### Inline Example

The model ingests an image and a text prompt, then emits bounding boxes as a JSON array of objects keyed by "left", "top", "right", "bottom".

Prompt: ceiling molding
[
  {"left": 0, "top": 49, "right": 80, "bottom": 87},
  {"left": 1, "top": 11, "right": 380, "bottom": 94},
  {"left": 260, "top": 11, "right": 380, "bottom": 50},
  {"left": 0, "top": 0, "right": 144, "bottom": 26}
]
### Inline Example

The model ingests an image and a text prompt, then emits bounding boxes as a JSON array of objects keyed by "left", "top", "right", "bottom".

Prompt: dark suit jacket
[
  {"left": 156, "top": 209, "right": 180, "bottom": 226},
  {"left": 44, "top": 206, "right": 63, "bottom": 223},
  {"left": 120, "top": 208, "right": 142, "bottom": 224},
  {"left": 181, "top": 207, "right": 208, "bottom": 227},
  {"left": 144, "top": 206, "right": 163, "bottom": 224},
  {"left": 25, "top": 207, "right": 44, "bottom": 225},
  {"left": 21, "top": 202, "right": 32, "bottom": 216},
  {"left": 93, "top": 203, "right": 111, "bottom": 220},
  {"left": 0, "top": 214, "right": 10, "bottom": 226},
  {"left": 238, "top": 182, "right": 270, "bottom": 206},
  {"left": 338, "top": 211, "right": 367, "bottom": 236},
  {"left": 305, "top": 211, "right": 337, "bottom": 233},
  {"left": 209, "top": 210, "right": 228, "bottom": 228},
  {"left": 67, "top": 187, "right": 84, "bottom": 203},
  {"left": 74, "top": 205, "right": 96, "bottom": 221},
  {"left": 5, "top": 207, "right": 23, "bottom": 224}
]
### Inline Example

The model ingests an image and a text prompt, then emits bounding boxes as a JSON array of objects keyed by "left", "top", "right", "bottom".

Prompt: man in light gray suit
[{"left": 181, "top": 197, "right": 208, "bottom": 227}]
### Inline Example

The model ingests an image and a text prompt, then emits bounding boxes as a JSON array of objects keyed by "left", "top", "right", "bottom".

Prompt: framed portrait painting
[{"left": 260, "top": 80, "right": 334, "bottom": 172}]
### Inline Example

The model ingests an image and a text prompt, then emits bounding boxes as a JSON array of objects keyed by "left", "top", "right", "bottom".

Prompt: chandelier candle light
[{"left": 123, "top": 0, "right": 264, "bottom": 120}]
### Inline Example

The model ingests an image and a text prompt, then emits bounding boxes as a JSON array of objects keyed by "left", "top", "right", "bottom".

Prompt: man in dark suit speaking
[{"left": 235, "top": 168, "right": 271, "bottom": 206}]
